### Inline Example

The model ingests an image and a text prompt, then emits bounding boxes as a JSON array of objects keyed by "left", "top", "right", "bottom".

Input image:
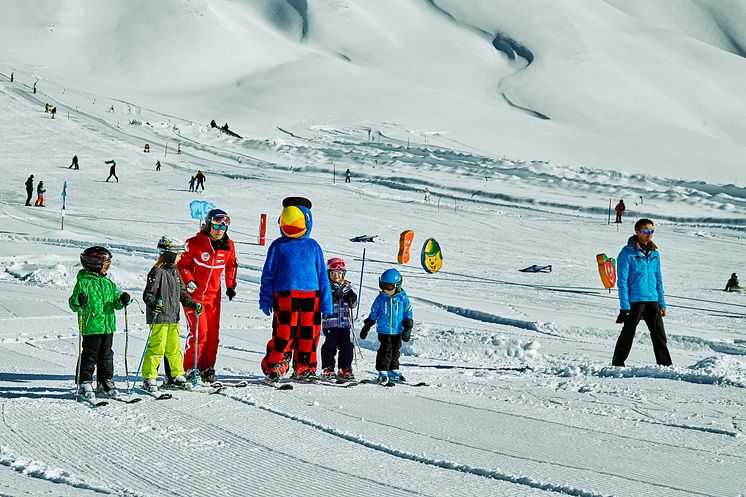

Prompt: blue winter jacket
[
  {"left": 368, "top": 289, "right": 413, "bottom": 335},
  {"left": 259, "top": 205, "right": 333, "bottom": 314},
  {"left": 617, "top": 236, "right": 666, "bottom": 311}
]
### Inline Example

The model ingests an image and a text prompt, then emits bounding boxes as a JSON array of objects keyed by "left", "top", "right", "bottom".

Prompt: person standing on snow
[
  {"left": 615, "top": 199, "right": 626, "bottom": 223},
  {"left": 359, "top": 268, "right": 414, "bottom": 384},
  {"left": 724, "top": 273, "right": 740, "bottom": 292},
  {"left": 259, "top": 197, "right": 333, "bottom": 383},
  {"left": 194, "top": 170, "right": 206, "bottom": 191},
  {"left": 68, "top": 246, "right": 131, "bottom": 400},
  {"left": 612, "top": 219, "right": 672, "bottom": 367},
  {"left": 105, "top": 160, "right": 118, "bottom": 182},
  {"left": 177, "top": 209, "right": 238, "bottom": 384},
  {"left": 34, "top": 181, "right": 46, "bottom": 207},
  {"left": 141, "top": 236, "right": 202, "bottom": 391},
  {"left": 155, "top": 160, "right": 161, "bottom": 172},
  {"left": 69, "top": 155, "right": 79, "bottom": 170},
  {"left": 24, "top": 175, "right": 34, "bottom": 206},
  {"left": 320, "top": 257, "right": 357, "bottom": 381},
  {"left": 188, "top": 176, "right": 196, "bottom": 192}
]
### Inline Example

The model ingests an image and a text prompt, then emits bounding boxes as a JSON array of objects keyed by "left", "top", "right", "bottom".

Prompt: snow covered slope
[
  {"left": 0, "top": 2, "right": 745, "bottom": 496},
  {"left": 1, "top": 0, "right": 746, "bottom": 183}
]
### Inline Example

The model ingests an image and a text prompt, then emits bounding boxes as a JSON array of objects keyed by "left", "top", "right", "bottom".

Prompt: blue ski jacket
[
  {"left": 259, "top": 205, "right": 332, "bottom": 314},
  {"left": 368, "top": 289, "right": 413, "bottom": 335},
  {"left": 617, "top": 236, "right": 666, "bottom": 311}
]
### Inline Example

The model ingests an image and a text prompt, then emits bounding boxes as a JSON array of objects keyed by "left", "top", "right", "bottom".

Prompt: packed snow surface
[{"left": 0, "top": 1, "right": 745, "bottom": 496}]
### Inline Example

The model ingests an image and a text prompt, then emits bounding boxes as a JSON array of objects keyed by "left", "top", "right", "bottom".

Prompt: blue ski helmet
[{"left": 379, "top": 268, "right": 402, "bottom": 291}]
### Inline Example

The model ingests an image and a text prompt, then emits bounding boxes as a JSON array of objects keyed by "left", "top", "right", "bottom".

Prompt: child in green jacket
[{"left": 68, "top": 246, "right": 131, "bottom": 399}]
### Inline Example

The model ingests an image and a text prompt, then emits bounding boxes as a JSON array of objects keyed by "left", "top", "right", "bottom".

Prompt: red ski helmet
[{"left": 326, "top": 257, "right": 346, "bottom": 272}]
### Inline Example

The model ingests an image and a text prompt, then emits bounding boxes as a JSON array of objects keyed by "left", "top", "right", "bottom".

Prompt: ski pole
[
  {"left": 130, "top": 312, "right": 159, "bottom": 394},
  {"left": 124, "top": 305, "right": 130, "bottom": 391},
  {"left": 355, "top": 248, "right": 366, "bottom": 320},
  {"left": 347, "top": 305, "right": 364, "bottom": 365},
  {"left": 193, "top": 308, "right": 200, "bottom": 387},
  {"left": 75, "top": 313, "right": 83, "bottom": 400}
]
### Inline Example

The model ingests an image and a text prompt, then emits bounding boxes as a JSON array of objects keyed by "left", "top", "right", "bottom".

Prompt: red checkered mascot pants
[{"left": 261, "top": 290, "right": 321, "bottom": 376}]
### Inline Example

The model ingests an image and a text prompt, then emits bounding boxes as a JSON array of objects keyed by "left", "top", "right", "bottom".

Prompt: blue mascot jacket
[
  {"left": 616, "top": 236, "right": 666, "bottom": 311},
  {"left": 259, "top": 205, "right": 333, "bottom": 314},
  {"left": 368, "top": 289, "right": 413, "bottom": 335}
]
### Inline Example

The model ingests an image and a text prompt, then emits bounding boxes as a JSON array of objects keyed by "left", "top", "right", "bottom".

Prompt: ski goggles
[
  {"left": 211, "top": 223, "right": 229, "bottom": 231},
  {"left": 641, "top": 229, "right": 655, "bottom": 234},
  {"left": 211, "top": 214, "right": 231, "bottom": 226},
  {"left": 379, "top": 282, "right": 397, "bottom": 291}
]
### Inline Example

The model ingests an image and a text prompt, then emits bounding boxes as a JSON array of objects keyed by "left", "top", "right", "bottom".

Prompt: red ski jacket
[{"left": 178, "top": 231, "right": 237, "bottom": 303}]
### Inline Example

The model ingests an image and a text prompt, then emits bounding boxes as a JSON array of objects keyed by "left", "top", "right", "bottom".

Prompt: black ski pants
[
  {"left": 321, "top": 327, "right": 353, "bottom": 370},
  {"left": 77, "top": 333, "right": 114, "bottom": 383},
  {"left": 25, "top": 188, "right": 33, "bottom": 206},
  {"left": 196, "top": 179, "right": 204, "bottom": 191},
  {"left": 612, "top": 301, "right": 672, "bottom": 366},
  {"left": 376, "top": 334, "right": 403, "bottom": 372},
  {"left": 106, "top": 171, "right": 118, "bottom": 182}
]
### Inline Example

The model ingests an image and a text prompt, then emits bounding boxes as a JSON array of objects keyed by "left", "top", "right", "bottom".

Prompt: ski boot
[
  {"left": 96, "top": 378, "right": 120, "bottom": 398},
  {"left": 338, "top": 368, "right": 355, "bottom": 381},
  {"left": 320, "top": 368, "right": 336, "bottom": 381},
  {"left": 143, "top": 378, "right": 159, "bottom": 392},
  {"left": 78, "top": 381, "right": 95, "bottom": 399},
  {"left": 172, "top": 375, "right": 188, "bottom": 387},
  {"left": 377, "top": 371, "right": 389, "bottom": 385},
  {"left": 200, "top": 367, "right": 217, "bottom": 384},
  {"left": 185, "top": 369, "right": 199, "bottom": 384},
  {"left": 291, "top": 369, "right": 318, "bottom": 383},
  {"left": 265, "top": 371, "right": 281, "bottom": 383},
  {"left": 387, "top": 370, "right": 406, "bottom": 383}
]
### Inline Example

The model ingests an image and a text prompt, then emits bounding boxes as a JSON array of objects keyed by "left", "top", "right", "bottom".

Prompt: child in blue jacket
[{"left": 360, "top": 268, "right": 413, "bottom": 384}]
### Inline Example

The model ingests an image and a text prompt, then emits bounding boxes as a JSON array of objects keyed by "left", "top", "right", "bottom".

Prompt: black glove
[
  {"left": 616, "top": 310, "right": 631, "bottom": 324},
  {"left": 332, "top": 286, "right": 344, "bottom": 300},
  {"left": 360, "top": 318, "right": 375, "bottom": 340},
  {"left": 119, "top": 292, "right": 131, "bottom": 307},
  {"left": 346, "top": 290, "right": 358, "bottom": 306},
  {"left": 402, "top": 318, "right": 413, "bottom": 342},
  {"left": 226, "top": 287, "right": 236, "bottom": 301},
  {"left": 77, "top": 293, "right": 88, "bottom": 306}
]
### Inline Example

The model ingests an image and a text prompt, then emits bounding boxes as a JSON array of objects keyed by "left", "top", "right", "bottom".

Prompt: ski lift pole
[
  {"left": 355, "top": 248, "right": 366, "bottom": 320},
  {"left": 607, "top": 197, "right": 612, "bottom": 225}
]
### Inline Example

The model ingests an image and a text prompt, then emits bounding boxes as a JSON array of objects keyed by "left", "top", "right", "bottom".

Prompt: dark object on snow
[
  {"left": 69, "top": 155, "right": 79, "bottom": 169},
  {"left": 519, "top": 264, "right": 552, "bottom": 273},
  {"left": 725, "top": 273, "right": 740, "bottom": 292},
  {"left": 25, "top": 175, "right": 34, "bottom": 206},
  {"left": 210, "top": 119, "right": 217, "bottom": 128},
  {"left": 350, "top": 235, "right": 378, "bottom": 243},
  {"left": 615, "top": 199, "right": 626, "bottom": 223}
]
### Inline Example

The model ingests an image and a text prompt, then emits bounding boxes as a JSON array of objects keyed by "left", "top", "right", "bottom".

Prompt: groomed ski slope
[
  {"left": 0, "top": 73, "right": 745, "bottom": 497},
  {"left": 1, "top": 0, "right": 746, "bottom": 495}
]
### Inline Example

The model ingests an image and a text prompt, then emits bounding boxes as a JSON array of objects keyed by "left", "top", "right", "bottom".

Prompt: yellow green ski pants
[{"left": 142, "top": 323, "right": 185, "bottom": 379}]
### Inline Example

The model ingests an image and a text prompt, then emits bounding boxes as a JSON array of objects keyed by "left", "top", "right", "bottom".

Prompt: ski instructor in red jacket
[{"left": 178, "top": 208, "right": 238, "bottom": 383}]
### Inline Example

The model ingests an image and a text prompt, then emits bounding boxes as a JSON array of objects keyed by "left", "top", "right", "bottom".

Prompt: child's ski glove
[
  {"left": 120, "top": 292, "right": 131, "bottom": 306},
  {"left": 77, "top": 293, "right": 88, "bottom": 306},
  {"left": 186, "top": 281, "right": 198, "bottom": 293},
  {"left": 360, "top": 318, "right": 375, "bottom": 340},
  {"left": 615, "top": 310, "right": 631, "bottom": 324},
  {"left": 195, "top": 303, "right": 203, "bottom": 315},
  {"left": 402, "top": 318, "right": 413, "bottom": 342},
  {"left": 226, "top": 287, "right": 236, "bottom": 301}
]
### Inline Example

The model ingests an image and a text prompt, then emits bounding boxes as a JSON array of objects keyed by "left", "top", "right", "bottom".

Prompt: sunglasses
[
  {"left": 641, "top": 229, "right": 655, "bottom": 234},
  {"left": 211, "top": 223, "right": 229, "bottom": 231},
  {"left": 328, "top": 270, "right": 345, "bottom": 276}
]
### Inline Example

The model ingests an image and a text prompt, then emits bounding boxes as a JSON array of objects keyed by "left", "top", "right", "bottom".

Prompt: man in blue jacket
[
  {"left": 259, "top": 197, "right": 333, "bottom": 382},
  {"left": 612, "top": 218, "right": 672, "bottom": 367}
]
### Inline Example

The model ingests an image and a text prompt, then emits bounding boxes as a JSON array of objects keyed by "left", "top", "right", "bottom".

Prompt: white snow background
[{"left": 0, "top": 1, "right": 745, "bottom": 496}]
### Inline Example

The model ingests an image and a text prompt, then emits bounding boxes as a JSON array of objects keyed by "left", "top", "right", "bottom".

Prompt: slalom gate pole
[
  {"left": 607, "top": 198, "right": 612, "bottom": 225},
  {"left": 124, "top": 305, "right": 130, "bottom": 391},
  {"left": 130, "top": 315, "right": 158, "bottom": 395},
  {"left": 355, "top": 248, "right": 366, "bottom": 320}
]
